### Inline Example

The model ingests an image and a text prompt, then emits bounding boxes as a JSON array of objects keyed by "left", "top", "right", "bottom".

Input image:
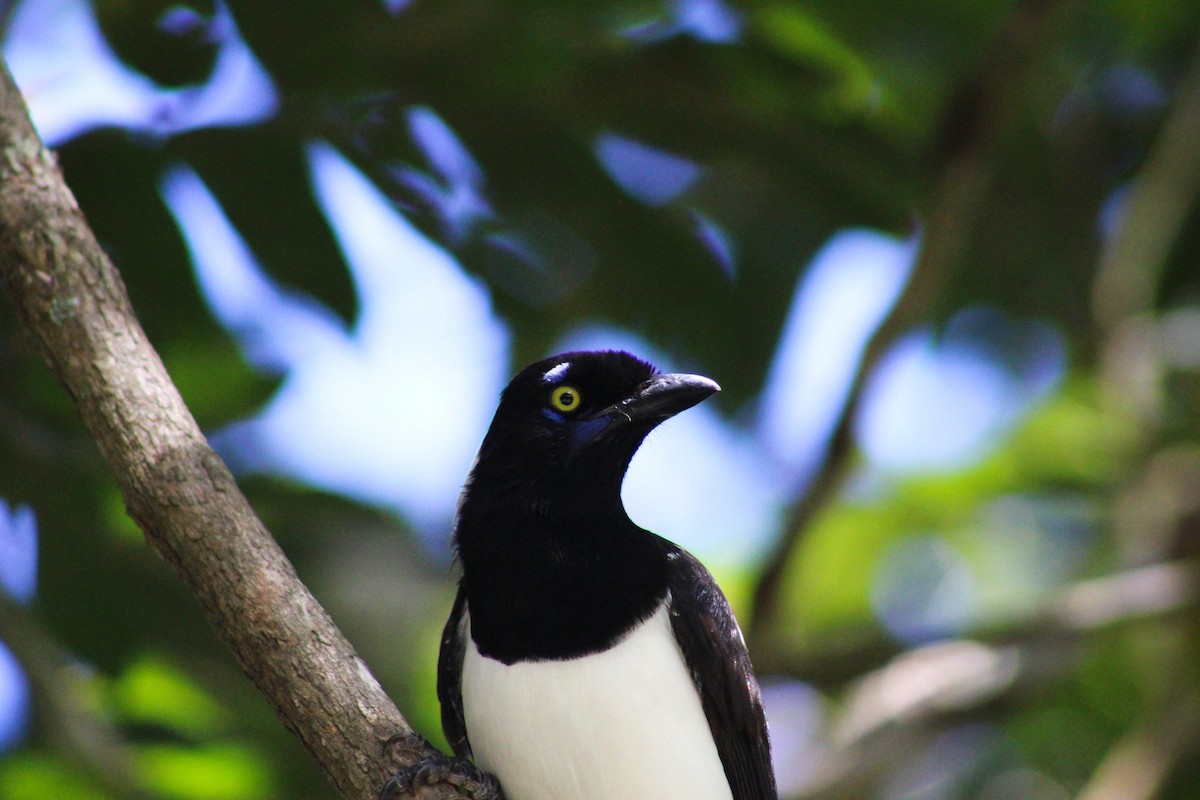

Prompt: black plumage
[{"left": 437, "top": 350, "right": 776, "bottom": 800}]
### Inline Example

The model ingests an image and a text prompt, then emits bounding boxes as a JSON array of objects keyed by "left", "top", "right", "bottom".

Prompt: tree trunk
[{"left": 0, "top": 60, "right": 474, "bottom": 800}]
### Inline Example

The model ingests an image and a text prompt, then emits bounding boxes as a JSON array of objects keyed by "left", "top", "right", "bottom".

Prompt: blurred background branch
[
  {"left": 0, "top": 592, "right": 145, "bottom": 798},
  {"left": 1091, "top": 34, "right": 1200, "bottom": 334},
  {"left": 1075, "top": 694, "right": 1200, "bottom": 800},
  {"left": 749, "top": 0, "right": 1073, "bottom": 639},
  {"left": 775, "top": 560, "right": 1198, "bottom": 690}
]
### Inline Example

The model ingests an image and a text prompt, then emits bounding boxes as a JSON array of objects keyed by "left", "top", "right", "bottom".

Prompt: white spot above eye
[{"left": 542, "top": 362, "right": 571, "bottom": 383}]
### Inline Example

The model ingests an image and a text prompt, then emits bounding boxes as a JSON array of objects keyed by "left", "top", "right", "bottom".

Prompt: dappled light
[
  {"left": 857, "top": 308, "right": 1066, "bottom": 473},
  {"left": 162, "top": 144, "right": 509, "bottom": 538},
  {"left": 0, "top": 501, "right": 35, "bottom": 607},
  {"left": 758, "top": 229, "right": 915, "bottom": 488},
  {"left": 621, "top": 0, "right": 745, "bottom": 45},
  {"left": 594, "top": 132, "right": 705, "bottom": 207},
  {"left": 0, "top": 501, "right": 34, "bottom": 753},
  {"left": 0, "top": 646, "right": 27, "bottom": 754},
  {"left": 388, "top": 106, "right": 493, "bottom": 246},
  {"left": 5, "top": 0, "right": 276, "bottom": 146},
  {"left": 2, "top": 0, "right": 1200, "bottom": 798}
]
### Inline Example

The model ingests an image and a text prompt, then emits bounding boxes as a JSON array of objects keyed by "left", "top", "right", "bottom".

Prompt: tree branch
[
  {"left": 782, "top": 562, "right": 1200, "bottom": 799},
  {"left": 771, "top": 559, "right": 1199, "bottom": 689},
  {"left": 0, "top": 61, "right": 469, "bottom": 800}
]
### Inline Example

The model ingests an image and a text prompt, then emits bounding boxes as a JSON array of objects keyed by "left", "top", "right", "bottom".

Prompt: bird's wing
[
  {"left": 660, "top": 540, "right": 778, "bottom": 800},
  {"left": 437, "top": 585, "right": 473, "bottom": 759}
]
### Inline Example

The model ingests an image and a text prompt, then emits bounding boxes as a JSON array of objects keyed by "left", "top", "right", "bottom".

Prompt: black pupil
[{"left": 559, "top": 390, "right": 575, "bottom": 407}]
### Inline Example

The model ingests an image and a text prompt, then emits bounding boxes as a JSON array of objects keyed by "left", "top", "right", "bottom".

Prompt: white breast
[{"left": 461, "top": 600, "right": 733, "bottom": 800}]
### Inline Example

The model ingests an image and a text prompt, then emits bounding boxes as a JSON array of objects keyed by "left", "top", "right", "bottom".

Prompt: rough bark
[{"left": 0, "top": 61, "right": 473, "bottom": 800}]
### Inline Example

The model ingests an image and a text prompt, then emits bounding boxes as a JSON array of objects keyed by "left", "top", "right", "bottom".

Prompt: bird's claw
[{"left": 381, "top": 750, "right": 504, "bottom": 800}]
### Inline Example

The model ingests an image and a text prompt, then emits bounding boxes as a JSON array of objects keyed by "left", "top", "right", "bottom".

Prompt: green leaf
[
  {"left": 0, "top": 753, "right": 113, "bottom": 800},
  {"left": 752, "top": 5, "right": 880, "bottom": 114},
  {"left": 134, "top": 743, "right": 272, "bottom": 800},
  {"left": 111, "top": 655, "right": 228, "bottom": 738}
]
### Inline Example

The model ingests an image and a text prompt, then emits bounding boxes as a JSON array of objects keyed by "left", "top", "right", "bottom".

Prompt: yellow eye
[{"left": 550, "top": 385, "right": 582, "bottom": 413}]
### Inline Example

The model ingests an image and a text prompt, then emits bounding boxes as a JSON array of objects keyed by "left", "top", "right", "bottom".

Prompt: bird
[{"left": 389, "top": 349, "right": 776, "bottom": 800}]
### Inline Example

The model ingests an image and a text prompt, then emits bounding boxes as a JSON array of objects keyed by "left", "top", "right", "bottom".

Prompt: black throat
[
  {"left": 448, "top": 350, "right": 714, "bottom": 665},
  {"left": 455, "top": 500, "right": 668, "bottom": 664}
]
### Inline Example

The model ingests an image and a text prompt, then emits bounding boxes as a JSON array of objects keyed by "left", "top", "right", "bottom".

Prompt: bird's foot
[{"left": 380, "top": 747, "right": 504, "bottom": 800}]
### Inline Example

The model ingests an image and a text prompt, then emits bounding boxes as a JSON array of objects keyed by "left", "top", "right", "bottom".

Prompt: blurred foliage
[{"left": 2, "top": 0, "right": 1200, "bottom": 799}]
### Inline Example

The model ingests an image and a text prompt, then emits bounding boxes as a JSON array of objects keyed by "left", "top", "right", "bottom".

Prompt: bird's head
[{"left": 460, "top": 350, "right": 720, "bottom": 518}]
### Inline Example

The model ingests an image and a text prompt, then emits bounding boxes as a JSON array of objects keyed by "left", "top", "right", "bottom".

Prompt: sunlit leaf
[
  {"left": 111, "top": 656, "right": 227, "bottom": 737},
  {"left": 134, "top": 743, "right": 272, "bottom": 800},
  {"left": 752, "top": 4, "right": 880, "bottom": 113}
]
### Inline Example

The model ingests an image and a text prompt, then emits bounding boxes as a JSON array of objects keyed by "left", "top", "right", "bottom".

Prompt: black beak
[
  {"left": 615, "top": 372, "right": 721, "bottom": 424},
  {"left": 569, "top": 372, "right": 720, "bottom": 451}
]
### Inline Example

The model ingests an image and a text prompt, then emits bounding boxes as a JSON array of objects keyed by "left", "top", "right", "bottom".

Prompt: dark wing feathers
[
  {"left": 437, "top": 585, "right": 472, "bottom": 759},
  {"left": 660, "top": 539, "right": 777, "bottom": 800}
]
